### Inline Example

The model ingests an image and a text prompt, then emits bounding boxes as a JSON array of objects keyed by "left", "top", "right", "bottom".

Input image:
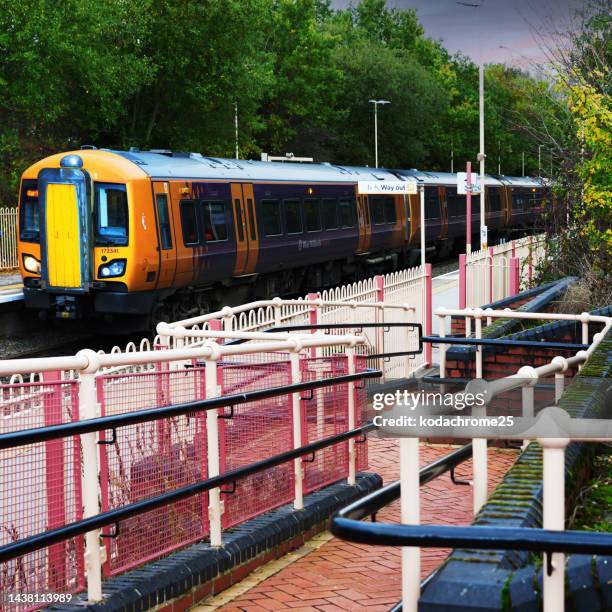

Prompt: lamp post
[
  {"left": 538, "top": 144, "right": 544, "bottom": 176},
  {"left": 369, "top": 99, "right": 390, "bottom": 167},
  {"left": 478, "top": 63, "right": 486, "bottom": 249},
  {"left": 458, "top": 1, "right": 486, "bottom": 249},
  {"left": 234, "top": 101, "right": 239, "bottom": 160}
]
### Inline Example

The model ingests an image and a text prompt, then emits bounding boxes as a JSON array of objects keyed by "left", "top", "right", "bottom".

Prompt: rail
[
  {"left": 334, "top": 307, "right": 612, "bottom": 612},
  {"left": 0, "top": 327, "right": 378, "bottom": 607}
]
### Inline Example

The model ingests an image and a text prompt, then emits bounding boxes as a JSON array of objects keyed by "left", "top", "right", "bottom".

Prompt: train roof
[
  {"left": 393, "top": 168, "right": 542, "bottom": 188},
  {"left": 112, "top": 150, "right": 402, "bottom": 184}
]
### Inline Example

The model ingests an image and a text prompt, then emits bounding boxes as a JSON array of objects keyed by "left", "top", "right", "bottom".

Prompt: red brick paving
[{"left": 218, "top": 437, "right": 518, "bottom": 611}]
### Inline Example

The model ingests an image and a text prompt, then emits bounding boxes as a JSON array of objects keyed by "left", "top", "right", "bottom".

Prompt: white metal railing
[
  {"left": 0, "top": 208, "right": 18, "bottom": 270},
  {"left": 394, "top": 306, "right": 612, "bottom": 611},
  {"left": 161, "top": 263, "right": 432, "bottom": 381},
  {"left": 0, "top": 327, "right": 368, "bottom": 604},
  {"left": 2, "top": 264, "right": 434, "bottom": 388}
]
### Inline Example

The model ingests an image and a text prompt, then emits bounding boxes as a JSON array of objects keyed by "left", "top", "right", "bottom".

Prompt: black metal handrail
[
  {"left": 330, "top": 521, "right": 612, "bottom": 556},
  {"left": 335, "top": 444, "right": 473, "bottom": 522},
  {"left": 0, "top": 422, "right": 375, "bottom": 564},
  {"left": 0, "top": 369, "right": 381, "bottom": 451},
  {"left": 223, "top": 322, "right": 423, "bottom": 358},
  {"left": 422, "top": 335, "right": 588, "bottom": 351}
]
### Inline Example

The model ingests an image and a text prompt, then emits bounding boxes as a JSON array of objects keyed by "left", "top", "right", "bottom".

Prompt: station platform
[
  {"left": 0, "top": 272, "right": 23, "bottom": 305},
  {"left": 194, "top": 437, "right": 518, "bottom": 612},
  {"left": 431, "top": 270, "right": 459, "bottom": 334}
]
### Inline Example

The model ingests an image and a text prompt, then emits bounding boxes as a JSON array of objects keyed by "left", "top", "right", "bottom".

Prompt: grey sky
[{"left": 331, "top": 0, "right": 584, "bottom": 66}]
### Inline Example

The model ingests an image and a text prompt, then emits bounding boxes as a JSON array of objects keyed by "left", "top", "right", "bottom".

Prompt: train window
[
  {"left": 338, "top": 198, "right": 355, "bottom": 228},
  {"left": 201, "top": 201, "right": 228, "bottom": 242},
  {"left": 180, "top": 200, "right": 199, "bottom": 246},
  {"left": 261, "top": 199, "right": 282, "bottom": 236},
  {"left": 234, "top": 199, "right": 245, "bottom": 242},
  {"left": 304, "top": 198, "right": 322, "bottom": 232},
  {"left": 19, "top": 179, "right": 40, "bottom": 243},
  {"left": 155, "top": 193, "right": 172, "bottom": 250},
  {"left": 370, "top": 197, "right": 386, "bottom": 225},
  {"left": 284, "top": 199, "right": 303, "bottom": 234},
  {"left": 384, "top": 197, "right": 396, "bottom": 224},
  {"left": 425, "top": 187, "right": 440, "bottom": 220},
  {"left": 446, "top": 187, "right": 464, "bottom": 218},
  {"left": 95, "top": 183, "right": 129, "bottom": 246},
  {"left": 322, "top": 198, "right": 338, "bottom": 230},
  {"left": 247, "top": 198, "right": 257, "bottom": 241},
  {"left": 512, "top": 189, "right": 526, "bottom": 211},
  {"left": 489, "top": 187, "right": 502, "bottom": 212}
]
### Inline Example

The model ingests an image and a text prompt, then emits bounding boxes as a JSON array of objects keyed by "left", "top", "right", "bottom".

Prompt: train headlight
[
  {"left": 23, "top": 254, "right": 41, "bottom": 274},
  {"left": 98, "top": 259, "right": 126, "bottom": 278}
]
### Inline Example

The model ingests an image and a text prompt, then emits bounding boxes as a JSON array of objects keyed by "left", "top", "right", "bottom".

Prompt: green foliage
[{"left": 0, "top": 0, "right": 577, "bottom": 204}]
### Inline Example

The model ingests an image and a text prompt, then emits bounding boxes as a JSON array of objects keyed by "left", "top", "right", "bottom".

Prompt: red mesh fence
[
  {"left": 0, "top": 350, "right": 371, "bottom": 593},
  {"left": 219, "top": 354, "right": 294, "bottom": 529},
  {"left": 97, "top": 364, "right": 208, "bottom": 576},
  {"left": 300, "top": 356, "right": 349, "bottom": 493},
  {"left": 0, "top": 375, "right": 84, "bottom": 611}
]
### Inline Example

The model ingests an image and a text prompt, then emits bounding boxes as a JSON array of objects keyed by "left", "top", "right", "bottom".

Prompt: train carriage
[{"left": 16, "top": 148, "right": 544, "bottom": 327}]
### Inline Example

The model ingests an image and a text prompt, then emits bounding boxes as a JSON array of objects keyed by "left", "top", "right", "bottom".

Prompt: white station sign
[
  {"left": 457, "top": 172, "right": 482, "bottom": 194},
  {"left": 358, "top": 180, "right": 417, "bottom": 195}
]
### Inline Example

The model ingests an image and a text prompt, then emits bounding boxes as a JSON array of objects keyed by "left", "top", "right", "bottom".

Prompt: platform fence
[
  {"left": 0, "top": 208, "right": 18, "bottom": 271},
  {"left": 459, "top": 234, "right": 546, "bottom": 312},
  {"left": 0, "top": 329, "right": 376, "bottom": 609}
]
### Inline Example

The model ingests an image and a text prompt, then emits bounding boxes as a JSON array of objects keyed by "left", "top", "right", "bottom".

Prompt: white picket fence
[
  {"left": 165, "top": 264, "right": 433, "bottom": 381},
  {"left": 0, "top": 208, "right": 18, "bottom": 270},
  {"left": 460, "top": 235, "right": 545, "bottom": 310}
]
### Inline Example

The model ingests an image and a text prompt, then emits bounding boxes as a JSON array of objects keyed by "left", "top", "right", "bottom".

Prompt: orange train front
[{"left": 17, "top": 148, "right": 544, "bottom": 328}]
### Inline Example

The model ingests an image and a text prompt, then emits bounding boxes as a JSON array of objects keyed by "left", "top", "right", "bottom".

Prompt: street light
[
  {"left": 234, "top": 101, "right": 239, "bottom": 160},
  {"left": 369, "top": 99, "right": 390, "bottom": 167},
  {"left": 457, "top": 1, "right": 486, "bottom": 248}
]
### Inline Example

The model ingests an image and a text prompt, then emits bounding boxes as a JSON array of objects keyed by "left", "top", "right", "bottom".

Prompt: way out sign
[
  {"left": 358, "top": 180, "right": 417, "bottom": 195},
  {"left": 457, "top": 172, "right": 481, "bottom": 194}
]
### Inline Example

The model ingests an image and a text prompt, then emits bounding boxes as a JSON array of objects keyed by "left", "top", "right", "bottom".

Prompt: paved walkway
[{"left": 194, "top": 438, "right": 518, "bottom": 611}]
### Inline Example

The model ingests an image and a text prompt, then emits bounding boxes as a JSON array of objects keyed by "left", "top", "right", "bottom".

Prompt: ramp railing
[{"left": 339, "top": 307, "right": 611, "bottom": 612}]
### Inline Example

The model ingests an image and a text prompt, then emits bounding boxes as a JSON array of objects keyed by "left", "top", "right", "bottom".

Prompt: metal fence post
[
  {"left": 540, "top": 437, "right": 569, "bottom": 612},
  {"left": 472, "top": 310, "right": 487, "bottom": 514},
  {"left": 290, "top": 350, "right": 304, "bottom": 509},
  {"left": 459, "top": 254, "right": 467, "bottom": 310},
  {"left": 509, "top": 257, "right": 520, "bottom": 295},
  {"left": 438, "top": 312, "right": 447, "bottom": 380},
  {"left": 400, "top": 437, "right": 420, "bottom": 612},
  {"left": 488, "top": 247, "right": 494, "bottom": 303},
  {"left": 375, "top": 275, "right": 385, "bottom": 378},
  {"left": 424, "top": 263, "right": 433, "bottom": 367},
  {"left": 347, "top": 347, "right": 357, "bottom": 486},
  {"left": 43, "top": 370, "right": 68, "bottom": 592},
  {"left": 206, "top": 351, "right": 223, "bottom": 546},
  {"left": 76, "top": 350, "right": 103, "bottom": 602}
]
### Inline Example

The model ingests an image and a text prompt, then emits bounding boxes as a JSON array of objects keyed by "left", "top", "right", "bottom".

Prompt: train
[{"left": 16, "top": 148, "right": 544, "bottom": 327}]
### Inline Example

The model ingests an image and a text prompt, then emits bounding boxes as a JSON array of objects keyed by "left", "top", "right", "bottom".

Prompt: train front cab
[{"left": 18, "top": 150, "right": 159, "bottom": 320}]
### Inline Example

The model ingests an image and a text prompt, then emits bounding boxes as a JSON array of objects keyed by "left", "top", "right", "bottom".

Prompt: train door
[
  {"left": 37, "top": 167, "right": 91, "bottom": 291},
  {"left": 230, "top": 183, "right": 259, "bottom": 276},
  {"left": 356, "top": 194, "right": 371, "bottom": 253},
  {"left": 152, "top": 181, "right": 177, "bottom": 288}
]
